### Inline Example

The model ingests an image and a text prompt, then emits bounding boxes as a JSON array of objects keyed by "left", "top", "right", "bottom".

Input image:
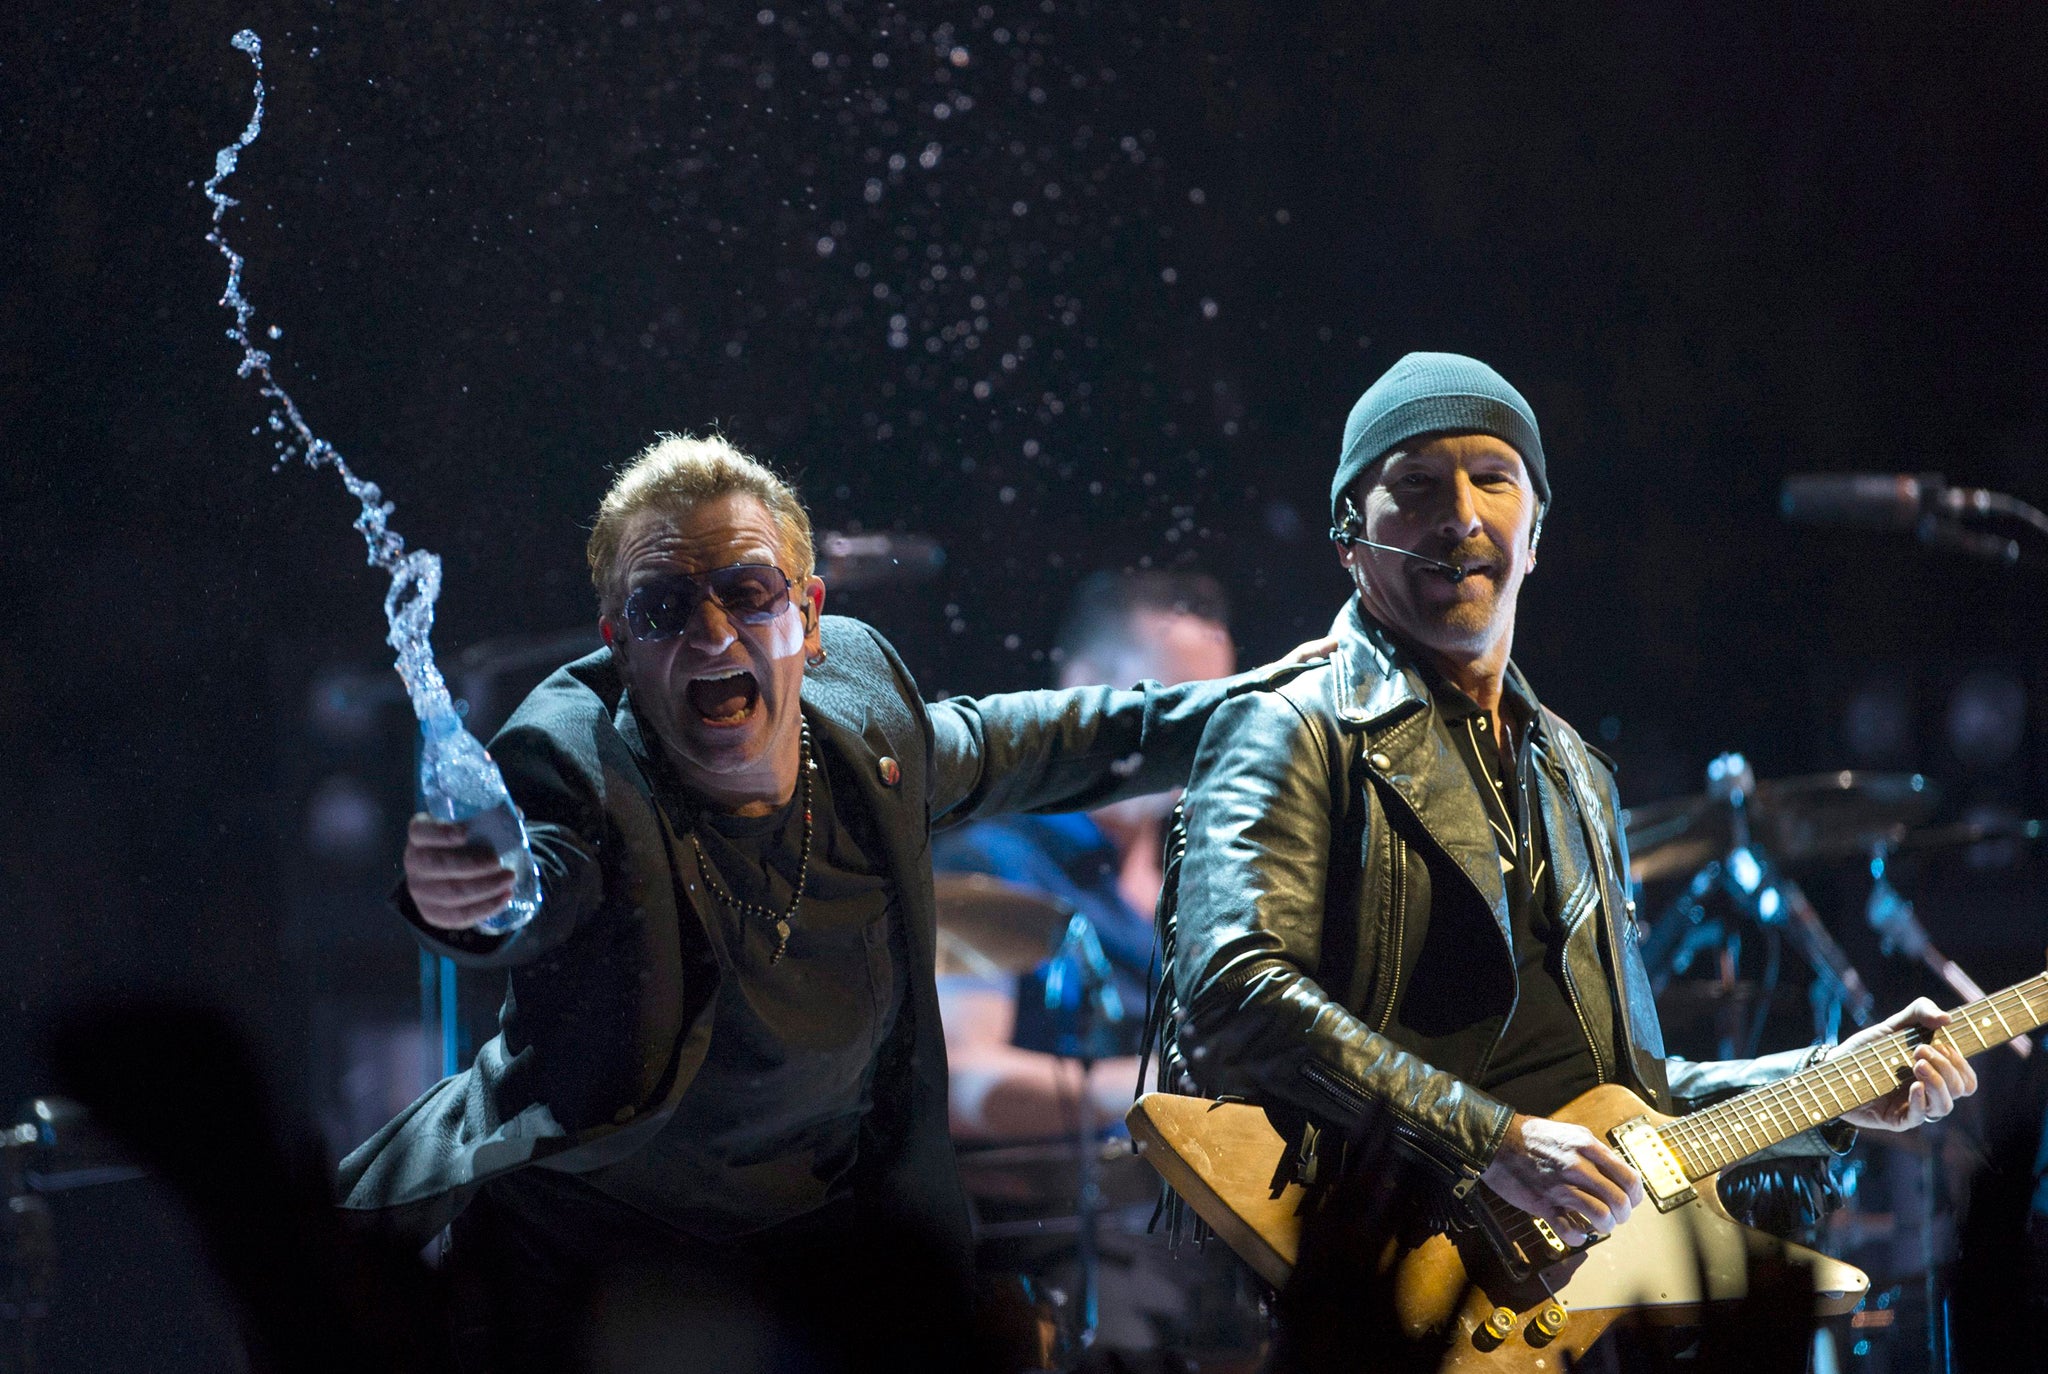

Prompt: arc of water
[{"left": 204, "top": 29, "right": 453, "bottom": 724}]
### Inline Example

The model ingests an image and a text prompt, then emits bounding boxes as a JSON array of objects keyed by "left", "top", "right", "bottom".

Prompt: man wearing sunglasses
[{"left": 336, "top": 433, "right": 1325, "bottom": 1370}]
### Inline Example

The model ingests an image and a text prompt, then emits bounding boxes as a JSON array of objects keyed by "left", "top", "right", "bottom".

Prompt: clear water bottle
[{"left": 418, "top": 708, "right": 541, "bottom": 936}]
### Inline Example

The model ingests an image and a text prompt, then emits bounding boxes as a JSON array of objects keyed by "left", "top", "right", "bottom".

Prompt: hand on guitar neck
[
  {"left": 1828, "top": 995, "right": 1978, "bottom": 1131},
  {"left": 1479, "top": 1114, "right": 1646, "bottom": 1249},
  {"left": 1481, "top": 996, "right": 1979, "bottom": 1250}
]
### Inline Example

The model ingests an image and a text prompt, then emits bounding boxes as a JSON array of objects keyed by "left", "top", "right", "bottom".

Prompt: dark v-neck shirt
[
  {"left": 580, "top": 735, "right": 906, "bottom": 1242},
  {"left": 1431, "top": 675, "right": 1602, "bottom": 1117}
]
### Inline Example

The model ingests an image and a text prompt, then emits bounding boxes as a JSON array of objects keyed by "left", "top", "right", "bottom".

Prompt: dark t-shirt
[
  {"left": 579, "top": 745, "right": 906, "bottom": 1241},
  {"left": 1433, "top": 679, "right": 1602, "bottom": 1117}
]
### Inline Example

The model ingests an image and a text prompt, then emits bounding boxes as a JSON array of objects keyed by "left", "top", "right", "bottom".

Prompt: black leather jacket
[{"left": 1172, "top": 600, "right": 1833, "bottom": 1185}]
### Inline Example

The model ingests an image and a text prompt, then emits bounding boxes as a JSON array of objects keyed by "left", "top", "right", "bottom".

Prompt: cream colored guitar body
[{"left": 1127, "top": 1086, "right": 1868, "bottom": 1371}]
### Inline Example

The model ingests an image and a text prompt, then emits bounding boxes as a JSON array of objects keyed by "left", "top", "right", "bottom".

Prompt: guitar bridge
[
  {"left": 1611, "top": 1116, "right": 1697, "bottom": 1212},
  {"left": 1464, "top": 1194, "right": 1585, "bottom": 1282}
]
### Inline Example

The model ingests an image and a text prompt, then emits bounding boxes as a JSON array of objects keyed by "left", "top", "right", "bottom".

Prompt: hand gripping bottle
[{"left": 417, "top": 708, "right": 541, "bottom": 935}]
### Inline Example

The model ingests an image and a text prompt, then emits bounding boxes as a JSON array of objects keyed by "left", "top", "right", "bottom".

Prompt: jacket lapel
[
  {"left": 1530, "top": 753, "right": 1601, "bottom": 937},
  {"left": 801, "top": 620, "right": 937, "bottom": 977},
  {"left": 1333, "top": 602, "right": 1512, "bottom": 951},
  {"left": 801, "top": 692, "right": 935, "bottom": 978}
]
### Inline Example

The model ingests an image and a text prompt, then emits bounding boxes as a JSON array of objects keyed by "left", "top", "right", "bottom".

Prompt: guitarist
[{"left": 1168, "top": 351, "right": 1976, "bottom": 1268}]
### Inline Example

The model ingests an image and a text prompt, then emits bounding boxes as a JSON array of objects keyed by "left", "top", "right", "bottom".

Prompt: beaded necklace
[{"left": 687, "top": 722, "right": 815, "bottom": 964}]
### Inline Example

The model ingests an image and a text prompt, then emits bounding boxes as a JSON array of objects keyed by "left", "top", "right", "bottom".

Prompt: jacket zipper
[
  {"left": 1375, "top": 831, "right": 1407, "bottom": 1033},
  {"left": 1298, "top": 1058, "right": 1480, "bottom": 1186},
  {"left": 1556, "top": 915, "right": 1609, "bottom": 1084}
]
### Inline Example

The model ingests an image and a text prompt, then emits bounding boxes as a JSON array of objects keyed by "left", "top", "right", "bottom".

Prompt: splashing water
[
  {"left": 204, "top": 28, "right": 453, "bottom": 726},
  {"left": 205, "top": 29, "right": 540, "bottom": 935}
]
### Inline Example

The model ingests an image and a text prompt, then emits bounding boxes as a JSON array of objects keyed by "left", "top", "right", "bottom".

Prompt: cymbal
[
  {"left": 1623, "top": 771, "right": 1940, "bottom": 885},
  {"left": 933, "top": 873, "right": 1074, "bottom": 979},
  {"left": 956, "top": 1137, "right": 1157, "bottom": 1214},
  {"left": 1888, "top": 816, "right": 2045, "bottom": 856}
]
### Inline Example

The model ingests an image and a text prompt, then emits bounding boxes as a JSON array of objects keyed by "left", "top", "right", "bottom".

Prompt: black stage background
[{"left": 5, "top": 3, "right": 2048, "bottom": 1368}]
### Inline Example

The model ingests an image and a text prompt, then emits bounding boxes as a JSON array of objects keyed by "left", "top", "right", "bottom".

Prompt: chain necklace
[{"left": 687, "top": 723, "right": 815, "bottom": 964}]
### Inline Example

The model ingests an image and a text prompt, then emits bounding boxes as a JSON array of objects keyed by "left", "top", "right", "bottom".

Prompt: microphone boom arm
[{"left": 1328, "top": 526, "right": 1470, "bottom": 581}]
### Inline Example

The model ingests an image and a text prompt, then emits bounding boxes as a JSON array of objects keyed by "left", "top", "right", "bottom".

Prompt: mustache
[{"left": 1420, "top": 538, "right": 1505, "bottom": 570}]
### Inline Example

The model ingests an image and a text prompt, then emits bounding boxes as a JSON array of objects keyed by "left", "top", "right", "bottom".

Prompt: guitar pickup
[
  {"left": 1527, "top": 1216, "right": 1606, "bottom": 1261},
  {"left": 1611, "top": 1117, "right": 1697, "bottom": 1213}
]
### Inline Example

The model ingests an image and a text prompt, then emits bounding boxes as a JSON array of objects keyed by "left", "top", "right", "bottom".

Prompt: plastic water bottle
[{"left": 418, "top": 709, "right": 541, "bottom": 935}]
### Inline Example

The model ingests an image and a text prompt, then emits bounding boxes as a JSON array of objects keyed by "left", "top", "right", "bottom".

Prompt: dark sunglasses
[{"left": 620, "top": 564, "right": 796, "bottom": 642}]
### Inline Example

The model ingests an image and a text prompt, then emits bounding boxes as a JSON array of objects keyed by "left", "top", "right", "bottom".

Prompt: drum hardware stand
[
  {"left": 1867, "top": 844, "right": 2030, "bottom": 1057},
  {"left": 1641, "top": 754, "right": 1876, "bottom": 1055},
  {"left": 1043, "top": 912, "right": 1127, "bottom": 1353},
  {"left": 1861, "top": 844, "right": 2027, "bottom": 1373},
  {"left": 1, "top": 1121, "right": 51, "bottom": 1374},
  {"left": 1, "top": 1099, "right": 147, "bottom": 1374}
]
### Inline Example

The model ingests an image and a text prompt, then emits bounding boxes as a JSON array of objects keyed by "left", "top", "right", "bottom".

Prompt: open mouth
[{"left": 684, "top": 668, "right": 760, "bottom": 726}]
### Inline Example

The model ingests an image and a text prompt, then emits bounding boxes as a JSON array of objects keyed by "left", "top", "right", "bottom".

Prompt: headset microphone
[{"left": 1329, "top": 508, "right": 1470, "bottom": 582}]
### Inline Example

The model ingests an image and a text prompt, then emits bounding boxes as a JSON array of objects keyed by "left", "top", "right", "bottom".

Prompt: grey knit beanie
[{"left": 1330, "top": 352, "right": 1548, "bottom": 527}]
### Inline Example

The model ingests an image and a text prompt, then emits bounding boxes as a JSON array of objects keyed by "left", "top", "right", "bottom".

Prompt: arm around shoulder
[{"left": 926, "top": 663, "right": 1309, "bottom": 829}]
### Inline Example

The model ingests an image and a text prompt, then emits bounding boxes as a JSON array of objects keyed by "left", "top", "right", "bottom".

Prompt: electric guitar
[{"left": 1127, "top": 971, "right": 2048, "bottom": 1371}]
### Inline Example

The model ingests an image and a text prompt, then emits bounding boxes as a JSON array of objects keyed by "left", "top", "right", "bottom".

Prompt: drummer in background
[{"left": 934, "top": 570, "right": 1235, "bottom": 1138}]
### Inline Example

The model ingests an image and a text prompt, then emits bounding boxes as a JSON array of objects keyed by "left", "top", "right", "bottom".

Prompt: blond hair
[{"left": 586, "top": 433, "right": 815, "bottom": 613}]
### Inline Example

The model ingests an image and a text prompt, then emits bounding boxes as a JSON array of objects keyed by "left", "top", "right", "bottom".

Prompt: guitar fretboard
[{"left": 1657, "top": 972, "right": 2048, "bottom": 1179}]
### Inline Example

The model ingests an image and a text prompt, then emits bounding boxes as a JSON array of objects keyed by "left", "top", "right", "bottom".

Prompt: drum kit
[
  {"left": 1624, "top": 752, "right": 2044, "bottom": 1373},
  {"left": 933, "top": 875, "right": 1175, "bottom": 1360},
  {"left": 1622, "top": 752, "right": 2038, "bottom": 1057}
]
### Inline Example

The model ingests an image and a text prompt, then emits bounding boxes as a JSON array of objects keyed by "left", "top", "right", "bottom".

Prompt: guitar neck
[{"left": 1658, "top": 972, "right": 2048, "bottom": 1180}]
